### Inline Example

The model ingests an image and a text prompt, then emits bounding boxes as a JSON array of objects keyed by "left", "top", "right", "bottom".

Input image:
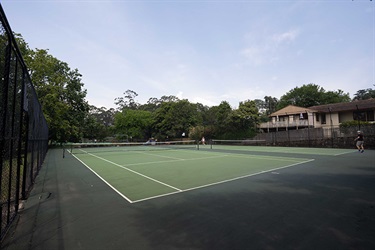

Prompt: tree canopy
[
  {"left": 353, "top": 87, "right": 375, "bottom": 100},
  {"left": 277, "top": 83, "right": 350, "bottom": 109},
  {"left": 16, "top": 34, "right": 89, "bottom": 142}
]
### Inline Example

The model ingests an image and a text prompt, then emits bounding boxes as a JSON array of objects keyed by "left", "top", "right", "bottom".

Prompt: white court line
[
  {"left": 132, "top": 158, "right": 315, "bottom": 203},
  {"left": 70, "top": 152, "right": 134, "bottom": 203},
  {"left": 333, "top": 151, "right": 356, "bottom": 156},
  {"left": 134, "top": 150, "right": 185, "bottom": 160},
  {"left": 78, "top": 150, "right": 182, "bottom": 192}
]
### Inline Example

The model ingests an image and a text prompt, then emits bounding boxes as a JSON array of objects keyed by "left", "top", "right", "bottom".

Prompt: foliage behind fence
[{"left": 0, "top": 4, "right": 48, "bottom": 241}]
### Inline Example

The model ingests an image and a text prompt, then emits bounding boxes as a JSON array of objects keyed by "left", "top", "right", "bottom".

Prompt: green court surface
[
  {"left": 70, "top": 146, "right": 353, "bottom": 203},
  {"left": 3, "top": 146, "right": 374, "bottom": 250}
]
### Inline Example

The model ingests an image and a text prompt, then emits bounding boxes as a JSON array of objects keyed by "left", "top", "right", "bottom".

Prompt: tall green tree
[
  {"left": 89, "top": 106, "right": 116, "bottom": 127},
  {"left": 264, "top": 96, "right": 278, "bottom": 115},
  {"left": 83, "top": 105, "right": 115, "bottom": 140},
  {"left": 204, "top": 101, "right": 233, "bottom": 139},
  {"left": 82, "top": 114, "right": 106, "bottom": 141},
  {"left": 139, "top": 97, "right": 161, "bottom": 112},
  {"left": 153, "top": 99, "right": 200, "bottom": 139},
  {"left": 114, "top": 89, "right": 139, "bottom": 111},
  {"left": 114, "top": 109, "right": 153, "bottom": 140},
  {"left": 353, "top": 87, "right": 375, "bottom": 100},
  {"left": 277, "top": 83, "right": 350, "bottom": 109},
  {"left": 225, "top": 100, "right": 258, "bottom": 138},
  {"left": 16, "top": 35, "right": 89, "bottom": 142}
]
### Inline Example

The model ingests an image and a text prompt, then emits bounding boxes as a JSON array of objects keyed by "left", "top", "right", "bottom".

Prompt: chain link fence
[
  {"left": 254, "top": 124, "right": 375, "bottom": 149},
  {"left": 1, "top": 5, "right": 48, "bottom": 241}
]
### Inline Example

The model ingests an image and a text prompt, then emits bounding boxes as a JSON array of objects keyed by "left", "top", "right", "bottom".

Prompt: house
[
  {"left": 309, "top": 98, "right": 375, "bottom": 128},
  {"left": 259, "top": 105, "right": 316, "bottom": 132},
  {"left": 259, "top": 98, "right": 375, "bottom": 133}
]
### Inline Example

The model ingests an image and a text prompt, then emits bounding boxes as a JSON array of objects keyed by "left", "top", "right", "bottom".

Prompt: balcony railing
[{"left": 259, "top": 120, "right": 310, "bottom": 129}]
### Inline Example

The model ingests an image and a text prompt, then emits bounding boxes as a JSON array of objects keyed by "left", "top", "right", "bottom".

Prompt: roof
[
  {"left": 308, "top": 98, "right": 375, "bottom": 113},
  {"left": 270, "top": 105, "right": 318, "bottom": 117}
]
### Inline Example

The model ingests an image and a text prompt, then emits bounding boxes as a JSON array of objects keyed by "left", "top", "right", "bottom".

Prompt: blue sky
[{"left": 1, "top": 0, "right": 374, "bottom": 109}]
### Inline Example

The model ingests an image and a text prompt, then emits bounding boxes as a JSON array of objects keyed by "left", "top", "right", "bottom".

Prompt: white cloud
[
  {"left": 272, "top": 29, "right": 300, "bottom": 44},
  {"left": 241, "top": 28, "right": 300, "bottom": 66},
  {"left": 240, "top": 47, "right": 266, "bottom": 65},
  {"left": 176, "top": 91, "right": 184, "bottom": 99}
]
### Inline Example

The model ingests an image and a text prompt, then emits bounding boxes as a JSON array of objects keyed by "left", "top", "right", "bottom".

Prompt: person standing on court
[
  {"left": 354, "top": 131, "right": 364, "bottom": 153},
  {"left": 201, "top": 136, "right": 205, "bottom": 145}
]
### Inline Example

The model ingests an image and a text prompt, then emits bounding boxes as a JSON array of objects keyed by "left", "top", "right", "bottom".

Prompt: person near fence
[{"left": 354, "top": 131, "right": 364, "bottom": 153}]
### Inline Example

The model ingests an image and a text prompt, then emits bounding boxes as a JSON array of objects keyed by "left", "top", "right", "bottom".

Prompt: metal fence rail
[{"left": 0, "top": 4, "right": 48, "bottom": 241}]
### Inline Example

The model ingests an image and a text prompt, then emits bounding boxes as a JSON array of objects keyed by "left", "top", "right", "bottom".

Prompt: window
[
  {"left": 321, "top": 113, "right": 326, "bottom": 124},
  {"left": 354, "top": 110, "right": 375, "bottom": 122},
  {"left": 367, "top": 110, "right": 374, "bottom": 121},
  {"left": 316, "top": 113, "right": 320, "bottom": 122},
  {"left": 353, "top": 111, "right": 366, "bottom": 121},
  {"left": 299, "top": 113, "right": 308, "bottom": 120}
]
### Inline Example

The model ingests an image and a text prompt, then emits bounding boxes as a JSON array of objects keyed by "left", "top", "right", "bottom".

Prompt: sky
[{"left": 1, "top": 0, "right": 374, "bottom": 109}]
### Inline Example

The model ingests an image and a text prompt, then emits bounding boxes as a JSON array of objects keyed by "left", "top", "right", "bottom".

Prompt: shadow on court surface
[{"left": 2, "top": 148, "right": 375, "bottom": 250}]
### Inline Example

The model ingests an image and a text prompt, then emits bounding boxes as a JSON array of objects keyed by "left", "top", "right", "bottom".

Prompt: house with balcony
[{"left": 259, "top": 98, "right": 375, "bottom": 133}]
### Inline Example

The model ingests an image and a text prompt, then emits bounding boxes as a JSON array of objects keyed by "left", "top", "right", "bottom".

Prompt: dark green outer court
[{"left": 1, "top": 148, "right": 375, "bottom": 250}]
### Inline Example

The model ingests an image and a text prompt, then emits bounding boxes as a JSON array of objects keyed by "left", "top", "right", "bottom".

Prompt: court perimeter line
[
  {"left": 70, "top": 153, "right": 134, "bottom": 203},
  {"left": 78, "top": 150, "right": 183, "bottom": 192},
  {"left": 333, "top": 151, "right": 356, "bottom": 156},
  {"left": 132, "top": 158, "right": 315, "bottom": 203}
]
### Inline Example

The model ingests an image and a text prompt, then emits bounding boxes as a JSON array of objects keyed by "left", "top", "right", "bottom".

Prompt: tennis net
[
  {"left": 210, "top": 139, "right": 266, "bottom": 149},
  {"left": 67, "top": 140, "right": 198, "bottom": 154}
]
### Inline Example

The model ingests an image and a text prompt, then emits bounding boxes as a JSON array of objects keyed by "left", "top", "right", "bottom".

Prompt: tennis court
[
  {"left": 68, "top": 141, "right": 353, "bottom": 203},
  {"left": 3, "top": 143, "right": 374, "bottom": 250}
]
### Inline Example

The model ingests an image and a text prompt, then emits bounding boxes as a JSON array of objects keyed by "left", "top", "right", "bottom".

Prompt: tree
[
  {"left": 277, "top": 83, "right": 350, "bottom": 109},
  {"left": 225, "top": 100, "right": 258, "bottom": 138},
  {"left": 82, "top": 105, "right": 115, "bottom": 141},
  {"left": 114, "top": 89, "right": 139, "bottom": 111},
  {"left": 153, "top": 99, "right": 200, "bottom": 139},
  {"left": 353, "top": 87, "right": 375, "bottom": 100},
  {"left": 264, "top": 96, "right": 278, "bottom": 115},
  {"left": 17, "top": 36, "right": 89, "bottom": 142},
  {"left": 139, "top": 97, "right": 161, "bottom": 112},
  {"left": 89, "top": 106, "right": 116, "bottom": 127},
  {"left": 82, "top": 114, "right": 106, "bottom": 141},
  {"left": 254, "top": 99, "right": 266, "bottom": 113},
  {"left": 114, "top": 109, "right": 153, "bottom": 140},
  {"left": 138, "top": 95, "right": 180, "bottom": 112},
  {"left": 203, "top": 101, "right": 233, "bottom": 139},
  {"left": 322, "top": 89, "right": 351, "bottom": 104}
]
